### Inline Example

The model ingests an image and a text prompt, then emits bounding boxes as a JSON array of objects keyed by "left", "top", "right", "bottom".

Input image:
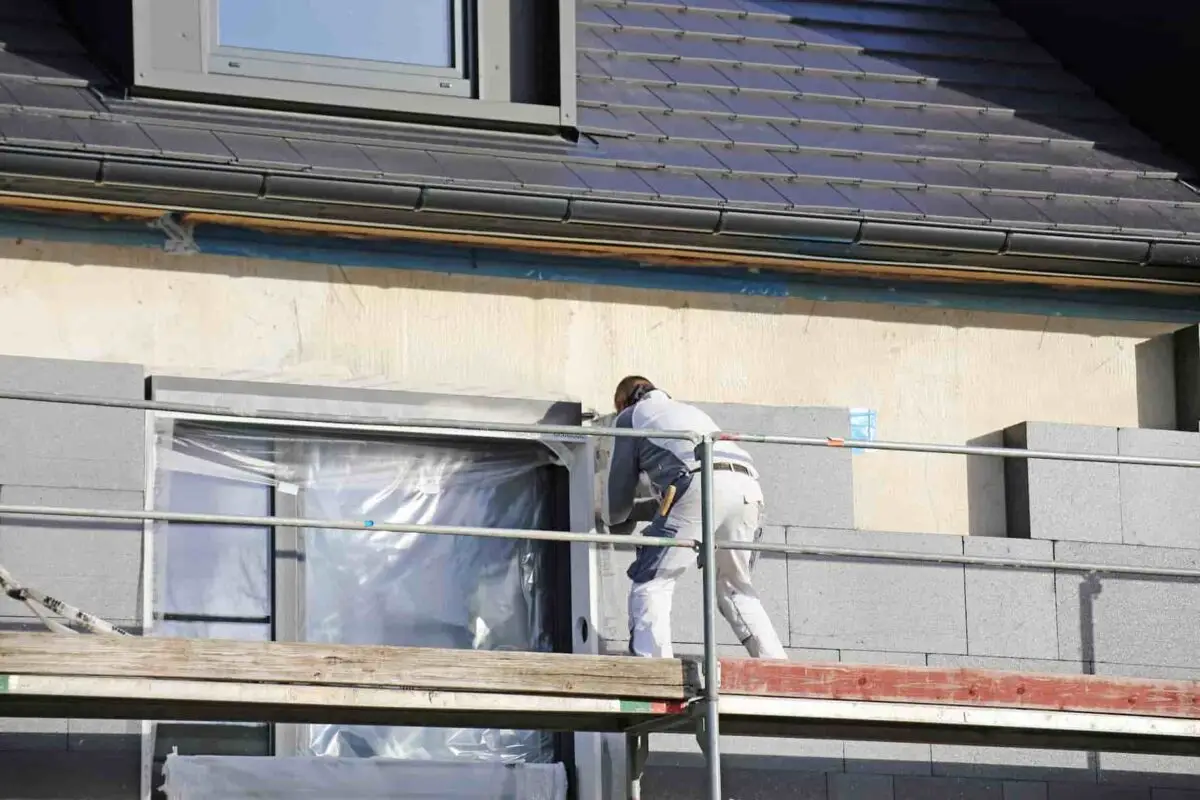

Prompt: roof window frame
[{"left": 130, "top": 0, "right": 577, "bottom": 128}]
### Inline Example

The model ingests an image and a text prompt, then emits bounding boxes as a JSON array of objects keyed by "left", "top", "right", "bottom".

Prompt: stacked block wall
[
  {"left": 611, "top": 411, "right": 1200, "bottom": 800},
  {"left": 0, "top": 355, "right": 145, "bottom": 799},
  {"left": 3, "top": 357, "right": 1200, "bottom": 799}
]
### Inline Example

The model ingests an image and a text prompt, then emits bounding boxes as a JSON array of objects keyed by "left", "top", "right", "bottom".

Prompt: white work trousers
[{"left": 627, "top": 469, "right": 787, "bottom": 660}]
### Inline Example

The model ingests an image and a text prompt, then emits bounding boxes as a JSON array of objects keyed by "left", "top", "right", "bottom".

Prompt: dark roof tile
[
  {"left": 0, "top": 111, "right": 81, "bottom": 147},
  {"left": 65, "top": 118, "right": 160, "bottom": 155},
  {"left": 707, "top": 173, "right": 791, "bottom": 205},
  {"left": 214, "top": 132, "right": 305, "bottom": 169},
  {"left": 648, "top": 86, "right": 732, "bottom": 114},
  {"left": 568, "top": 163, "right": 657, "bottom": 197},
  {"left": 768, "top": 179, "right": 855, "bottom": 210},
  {"left": 4, "top": 81, "right": 99, "bottom": 113},
  {"left": 705, "top": 145, "right": 790, "bottom": 175},
  {"left": 638, "top": 169, "right": 724, "bottom": 202},
  {"left": 897, "top": 189, "right": 989, "bottom": 221},
  {"left": 501, "top": 158, "right": 590, "bottom": 191},
  {"left": 832, "top": 184, "right": 922, "bottom": 216},
  {"left": 707, "top": 116, "right": 795, "bottom": 147},
  {"left": 963, "top": 193, "right": 1052, "bottom": 225},
  {"left": 359, "top": 146, "right": 443, "bottom": 180},
  {"left": 285, "top": 139, "right": 379, "bottom": 175},
  {"left": 137, "top": 125, "right": 233, "bottom": 161},
  {"left": 0, "top": 0, "right": 1192, "bottom": 250}
]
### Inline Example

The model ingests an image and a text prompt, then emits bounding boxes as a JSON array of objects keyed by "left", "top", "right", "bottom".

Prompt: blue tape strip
[{"left": 0, "top": 207, "right": 1196, "bottom": 323}]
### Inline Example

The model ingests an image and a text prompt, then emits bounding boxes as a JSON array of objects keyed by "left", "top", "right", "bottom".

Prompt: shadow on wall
[
  {"left": 643, "top": 754, "right": 1200, "bottom": 795},
  {"left": 965, "top": 432, "right": 1007, "bottom": 537},
  {"left": 1135, "top": 334, "right": 1179, "bottom": 430}
]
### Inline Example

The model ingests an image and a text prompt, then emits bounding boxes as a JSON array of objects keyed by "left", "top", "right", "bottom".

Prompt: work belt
[
  {"left": 659, "top": 463, "right": 754, "bottom": 517},
  {"left": 689, "top": 462, "right": 753, "bottom": 477}
]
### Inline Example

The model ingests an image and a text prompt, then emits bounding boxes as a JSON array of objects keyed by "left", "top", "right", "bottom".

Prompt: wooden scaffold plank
[
  {"left": 0, "top": 633, "right": 696, "bottom": 701},
  {"left": 719, "top": 659, "right": 1200, "bottom": 719}
]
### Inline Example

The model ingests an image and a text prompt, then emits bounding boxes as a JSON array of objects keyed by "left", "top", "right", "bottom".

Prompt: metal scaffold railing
[{"left": 5, "top": 389, "right": 1200, "bottom": 800}]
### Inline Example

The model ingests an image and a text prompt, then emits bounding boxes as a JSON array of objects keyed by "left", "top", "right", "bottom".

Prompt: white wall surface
[{"left": 0, "top": 237, "right": 1181, "bottom": 535}]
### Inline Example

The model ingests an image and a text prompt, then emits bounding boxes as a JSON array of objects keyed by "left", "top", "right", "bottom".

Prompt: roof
[{"left": 2, "top": 0, "right": 1200, "bottom": 283}]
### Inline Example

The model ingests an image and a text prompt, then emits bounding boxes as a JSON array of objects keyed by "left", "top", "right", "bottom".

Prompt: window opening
[{"left": 150, "top": 421, "right": 564, "bottom": 770}]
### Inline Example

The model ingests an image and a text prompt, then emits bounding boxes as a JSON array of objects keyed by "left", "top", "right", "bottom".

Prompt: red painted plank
[{"left": 719, "top": 659, "right": 1200, "bottom": 720}]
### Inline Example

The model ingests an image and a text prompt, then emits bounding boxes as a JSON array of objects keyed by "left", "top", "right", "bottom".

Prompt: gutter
[{"left": 1, "top": 147, "right": 1200, "bottom": 293}]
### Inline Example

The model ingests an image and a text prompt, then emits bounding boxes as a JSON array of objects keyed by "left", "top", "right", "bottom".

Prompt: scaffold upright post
[{"left": 698, "top": 434, "right": 722, "bottom": 800}]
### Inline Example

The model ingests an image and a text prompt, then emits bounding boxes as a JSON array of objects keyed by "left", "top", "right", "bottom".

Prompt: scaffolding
[{"left": 4, "top": 389, "right": 1200, "bottom": 800}]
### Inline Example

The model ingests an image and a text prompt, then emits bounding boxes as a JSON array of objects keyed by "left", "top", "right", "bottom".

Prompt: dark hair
[{"left": 614, "top": 375, "right": 655, "bottom": 411}]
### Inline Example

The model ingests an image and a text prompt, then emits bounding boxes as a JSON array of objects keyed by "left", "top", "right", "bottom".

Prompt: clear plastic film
[
  {"left": 152, "top": 421, "right": 559, "bottom": 764},
  {"left": 161, "top": 754, "right": 568, "bottom": 800}
]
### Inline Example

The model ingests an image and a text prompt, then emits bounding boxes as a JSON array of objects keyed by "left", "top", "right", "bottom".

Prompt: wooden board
[
  {"left": 720, "top": 659, "right": 1200, "bottom": 720},
  {"left": 0, "top": 633, "right": 695, "bottom": 701},
  {"left": 0, "top": 673, "right": 686, "bottom": 731},
  {"left": 718, "top": 694, "right": 1200, "bottom": 757}
]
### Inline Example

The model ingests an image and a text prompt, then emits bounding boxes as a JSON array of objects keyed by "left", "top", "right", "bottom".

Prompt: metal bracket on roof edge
[{"left": 149, "top": 212, "right": 198, "bottom": 256}]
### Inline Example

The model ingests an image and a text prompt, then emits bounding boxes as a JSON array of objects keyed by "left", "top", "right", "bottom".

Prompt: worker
[{"left": 602, "top": 376, "right": 787, "bottom": 660}]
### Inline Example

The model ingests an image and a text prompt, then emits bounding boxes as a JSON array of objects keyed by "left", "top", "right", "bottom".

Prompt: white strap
[{"left": 0, "top": 562, "right": 131, "bottom": 636}]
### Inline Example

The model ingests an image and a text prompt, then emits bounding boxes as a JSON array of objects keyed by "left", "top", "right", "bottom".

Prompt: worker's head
[{"left": 614, "top": 375, "right": 655, "bottom": 413}]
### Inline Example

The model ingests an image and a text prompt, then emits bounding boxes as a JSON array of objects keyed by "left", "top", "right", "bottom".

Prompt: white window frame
[
  {"left": 131, "top": 0, "right": 578, "bottom": 127},
  {"left": 138, "top": 380, "right": 609, "bottom": 800}
]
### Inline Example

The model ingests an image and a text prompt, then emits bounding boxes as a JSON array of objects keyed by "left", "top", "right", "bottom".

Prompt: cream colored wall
[{"left": 0, "top": 237, "right": 1181, "bottom": 535}]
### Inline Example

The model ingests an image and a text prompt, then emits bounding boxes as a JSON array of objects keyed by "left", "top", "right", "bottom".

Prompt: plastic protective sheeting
[
  {"left": 153, "top": 423, "right": 560, "bottom": 764},
  {"left": 161, "top": 755, "right": 568, "bottom": 800}
]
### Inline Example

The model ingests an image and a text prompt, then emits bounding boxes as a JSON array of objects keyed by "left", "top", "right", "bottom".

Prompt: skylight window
[{"left": 131, "top": 0, "right": 575, "bottom": 127}]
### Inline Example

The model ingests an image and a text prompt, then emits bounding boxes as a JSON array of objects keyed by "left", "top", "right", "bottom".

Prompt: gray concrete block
[
  {"left": 641, "top": 765, "right": 828, "bottom": 799},
  {"left": 0, "top": 750, "right": 140, "bottom": 799},
  {"left": 1117, "top": 428, "right": 1200, "bottom": 549},
  {"left": 965, "top": 537, "right": 1054, "bottom": 561},
  {"left": 894, "top": 775, "right": 1004, "bottom": 800},
  {"left": 831, "top": 773, "right": 894, "bottom": 800},
  {"left": 674, "top": 643, "right": 840, "bottom": 664},
  {"left": 925, "top": 655, "right": 1085, "bottom": 674},
  {"left": 673, "top": 526, "right": 791, "bottom": 648},
  {"left": 1090, "top": 664, "right": 1200, "bottom": 789},
  {"left": 67, "top": 720, "right": 140, "bottom": 752},
  {"left": 1054, "top": 541, "right": 1200, "bottom": 571},
  {"left": 965, "top": 560, "right": 1057, "bottom": 660},
  {"left": 788, "top": 527, "right": 966, "bottom": 653},
  {"left": 693, "top": 403, "right": 853, "bottom": 529},
  {"left": 0, "top": 356, "right": 145, "bottom": 493},
  {"left": 1005, "top": 782, "right": 1049, "bottom": 800},
  {"left": 0, "top": 486, "right": 143, "bottom": 622},
  {"left": 840, "top": 650, "right": 927, "bottom": 667},
  {"left": 0, "top": 718, "right": 68, "bottom": 751},
  {"left": 1056, "top": 570, "right": 1200, "bottom": 669},
  {"left": 790, "top": 527, "right": 965, "bottom": 556},
  {"left": 1055, "top": 543, "right": 1200, "bottom": 669},
  {"left": 1048, "top": 786, "right": 1149, "bottom": 800},
  {"left": 0, "top": 355, "right": 143, "bottom": 398},
  {"left": 845, "top": 740, "right": 931, "bottom": 776},
  {"left": 931, "top": 745, "right": 1093, "bottom": 783},
  {"left": 1003, "top": 423, "right": 1121, "bottom": 544},
  {"left": 650, "top": 731, "right": 843, "bottom": 773}
]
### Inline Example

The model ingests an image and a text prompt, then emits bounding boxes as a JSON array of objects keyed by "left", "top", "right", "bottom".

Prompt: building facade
[{"left": 1, "top": 0, "right": 1200, "bottom": 797}]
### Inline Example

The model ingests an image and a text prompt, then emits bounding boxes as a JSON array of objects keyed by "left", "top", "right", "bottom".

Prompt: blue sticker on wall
[{"left": 849, "top": 408, "right": 877, "bottom": 455}]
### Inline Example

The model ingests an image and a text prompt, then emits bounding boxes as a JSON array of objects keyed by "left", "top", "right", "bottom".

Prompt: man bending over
[{"left": 602, "top": 376, "right": 787, "bottom": 660}]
